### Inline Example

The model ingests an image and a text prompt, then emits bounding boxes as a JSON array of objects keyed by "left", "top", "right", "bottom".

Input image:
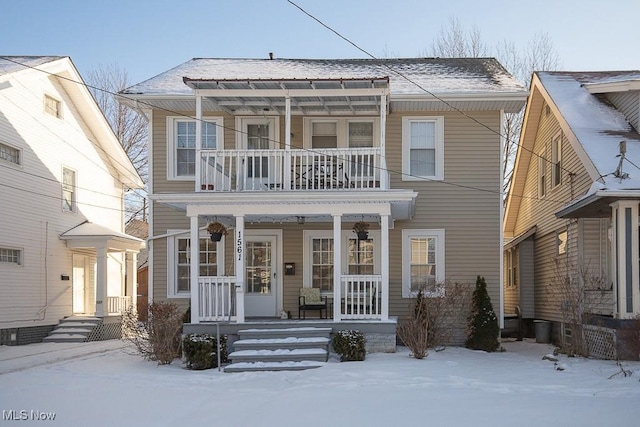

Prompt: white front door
[
  {"left": 72, "top": 255, "right": 88, "bottom": 314},
  {"left": 244, "top": 235, "right": 278, "bottom": 317}
]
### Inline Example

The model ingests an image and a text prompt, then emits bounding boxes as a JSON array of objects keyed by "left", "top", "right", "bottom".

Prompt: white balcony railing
[
  {"left": 198, "top": 148, "right": 386, "bottom": 192},
  {"left": 339, "top": 275, "right": 382, "bottom": 320},
  {"left": 198, "top": 276, "right": 236, "bottom": 322},
  {"left": 107, "top": 296, "right": 131, "bottom": 315}
]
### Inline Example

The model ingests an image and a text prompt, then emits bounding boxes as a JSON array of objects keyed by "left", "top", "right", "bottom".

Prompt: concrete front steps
[
  {"left": 225, "top": 327, "right": 331, "bottom": 373},
  {"left": 43, "top": 316, "right": 101, "bottom": 343}
]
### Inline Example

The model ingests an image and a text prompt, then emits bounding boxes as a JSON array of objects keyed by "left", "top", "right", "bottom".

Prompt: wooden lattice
[{"left": 584, "top": 324, "right": 617, "bottom": 360}]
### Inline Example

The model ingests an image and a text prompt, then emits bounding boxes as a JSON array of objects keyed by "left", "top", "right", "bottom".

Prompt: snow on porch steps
[{"left": 224, "top": 327, "right": 331, "bottom": 373}]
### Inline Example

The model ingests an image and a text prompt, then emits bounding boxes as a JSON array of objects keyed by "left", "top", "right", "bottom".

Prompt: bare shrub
[
  {"left": 396, "top": 291, "right": 429, "bottom": 359},
  {"left": 122, "top": 301, "right": 183, "bottom": 365}
]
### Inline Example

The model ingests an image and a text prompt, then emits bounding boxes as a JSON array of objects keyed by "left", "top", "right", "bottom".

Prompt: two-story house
[
  {"left": 504, "top": 71, "right": 640, "bottom": 359},
  {"left": 0, "top": 56, "right": 144, "bottom": 345},
  {"left": 122, "top": 57, "right": 526, "bottom": 354}
]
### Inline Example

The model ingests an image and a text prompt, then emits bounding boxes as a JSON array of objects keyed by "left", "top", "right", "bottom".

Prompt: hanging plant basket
[
  {"left": 206, "top": 222, "right": 228, "bottom": 242},
  {"left": 352, "top": 221, "right": 370, "bottom": 240}
]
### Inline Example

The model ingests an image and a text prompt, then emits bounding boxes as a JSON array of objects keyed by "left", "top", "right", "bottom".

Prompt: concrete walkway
[{"left": 0, "top": 340, "right": 129, "bottom": 375}]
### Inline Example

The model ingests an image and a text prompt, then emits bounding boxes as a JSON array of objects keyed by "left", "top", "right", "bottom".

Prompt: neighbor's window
[
  {"left": 557, "top": 230, "right": 567, "bottom": 255},
  {"left": 0, "top": 142, "right": 20, "bottom": 165},
  {"left": 0, "top": 248, "right": 21, "bottom": 265},
  {"left": 402, "top": 116, "right": 444, "bottom": 180},
  {"left": 552, "top": 133, "right": 562, "bottom": 188},
  {"left": 402, "top": 229, "right": 445, "bottom": 297},
  {"left": 506, "top": 248, "right": 517, "bottom": 288},
  {"left": 169, "top": 232, "right": 220, "bottom": 296},
  {"left": 44, "top": 94, "right": 62, "bottom": 118},
  {"left": 538, "top": 155, "right": 546, "bottom": 198},
  {"left": 62, "top": 167, "right": 76, "bottom": 213},
  {"left": 167, "top": 117, "right": 222, "bottom": 179}
]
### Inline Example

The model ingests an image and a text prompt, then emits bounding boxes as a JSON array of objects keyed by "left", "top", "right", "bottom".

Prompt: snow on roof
[
  {"left": 123, "top": 57, "right": 526, "bottom": 96},
  {"left": 60, "top": 221, "right": 143, "bottom": 243},
  {"left": 0, "top": 56, "right": 64, "bottom": 76},
  {"left": 538, "top": 71, "right": 640, "bottom": 191}
]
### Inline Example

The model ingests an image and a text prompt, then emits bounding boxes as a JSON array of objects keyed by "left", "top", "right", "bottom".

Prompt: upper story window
[
  {"left": 551, "top": 133, "right": 562, "bottom": 188},
  {"left": 402, "top": 229, "right": 445, "bottom": 298},
  {"left": 0, "top": 247, "right": 21, "bottom": 265},
  {"left": 402, "top": 116, "right": 444, "bottom": 181},
  {"left": 44, "top": 94, "right": 62, "bottom": 118},
  {"left": 62, "top": 167, "right": 76, "bottom": 213},
  {"left": 167, "top": 117, "right": 223, "bottom": 180},
  {"left": 304, "top": 118, "right": 379, "bottom": 149},
  {"left": 0, "top": 141, "right": 20, "bottom": 165},
  {"left": 538, "top": 155, "right": 546, "bottom": 198}
]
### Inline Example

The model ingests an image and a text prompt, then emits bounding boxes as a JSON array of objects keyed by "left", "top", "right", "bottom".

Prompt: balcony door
[{"left": 238, "top": 117, "right": 278, "bottom": 189}]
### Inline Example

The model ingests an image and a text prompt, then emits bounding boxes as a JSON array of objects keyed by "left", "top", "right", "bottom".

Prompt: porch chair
[{"left": 298, "top": 288, "right": 328, "bottom": 319}]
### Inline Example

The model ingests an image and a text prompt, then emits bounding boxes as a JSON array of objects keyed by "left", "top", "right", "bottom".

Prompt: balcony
[{"left": 197, "top": 147, "right": 387, "bottom": 192}]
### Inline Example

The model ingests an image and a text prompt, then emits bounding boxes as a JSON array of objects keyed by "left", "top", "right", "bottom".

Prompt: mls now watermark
[{"left": 3, "top": 410, "right": 56, "bottom": 421}]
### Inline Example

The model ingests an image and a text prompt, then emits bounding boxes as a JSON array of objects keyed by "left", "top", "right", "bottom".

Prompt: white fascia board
[
  {"left": 391, "top": 91, "right": 528, "bottom": 103},
  {"left": 186, "top": 202, "right": 392, "bottom": 217},
  {"left": 584, "top": 80, "right": 640, "bottom": 94}
]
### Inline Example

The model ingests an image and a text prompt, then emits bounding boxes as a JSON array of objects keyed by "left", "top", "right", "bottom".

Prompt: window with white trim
[
  {"left": 402, "top": 116, "right": 444, "bottom": 180},
  {"left": 62, "top": 167, "right": 76, "bottom": 213},
  {"left": 0, "top": 141, "right": 20, "bottom": 165},
  {"left": 348, "top": 238, "right": 374, "bottom": 275},
  {"left": 506, "top": 248, "right": 517, "bottom": 288},
  {"left": 44, "top": 94, "right": 62, "bottom": 118},
  {"left": 167, "top": 117, "right": 223, "bottom": 179},
  {"left": 304, "top": 118, "right": 379, "bottom": 148},
  {"left": 0, "top": 247, "right": 21, "bottom": 265},
  {"left": 538, "top": 155, "right": 546, "bottom": 198},
  {"left": 311, "top": 236, "right": 334, "bottom": 292},
  {"left": 312, "top": 121, "right": 338, "bottom": 148},
  {"left": 167, "top": 230, "right": 223, "bottom": 297},
  {"left": 402, "top": 229, "right": 445, "bottom": 297},
  {"left": 552, "top": 133, "right": 562, "bottom": 188}
]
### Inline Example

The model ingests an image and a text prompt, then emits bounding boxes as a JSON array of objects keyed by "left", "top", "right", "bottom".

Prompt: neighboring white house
[{"left": 0, "top": 56, "right": 144, "bottom": 345}]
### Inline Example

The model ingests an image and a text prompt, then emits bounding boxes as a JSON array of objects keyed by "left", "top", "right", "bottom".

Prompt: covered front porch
[{"left": 169, "top": 193, "right": 416, "bottom": 325}]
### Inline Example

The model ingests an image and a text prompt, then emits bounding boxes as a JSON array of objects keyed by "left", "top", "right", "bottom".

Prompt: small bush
[
  {"left": 397, "top": 291, "right": 429, "bottom": 359},
  {"left": 465, "top": 276, "right": 500, "bottom": 352},
  {"left": 182, "top": 333, "right": 228, "bottom": 370},
  {"left": 122, "top": 301, "right": 183, "bottom": 365},
  {"left": 332, "top": 330, "right": 366, "bottom": 361}
]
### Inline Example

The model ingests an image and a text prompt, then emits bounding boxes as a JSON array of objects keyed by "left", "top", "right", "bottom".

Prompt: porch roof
[{"left": 60, "top": 221, "right": 145, "bottom": 252}]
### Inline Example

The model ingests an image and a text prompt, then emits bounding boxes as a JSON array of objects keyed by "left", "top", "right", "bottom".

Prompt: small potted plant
[
  {"left": 352, "top": 220, "right": 370, "bottom": 240},
  {"left": 206, "top": 221, "right": 228, "bottom": 242}
]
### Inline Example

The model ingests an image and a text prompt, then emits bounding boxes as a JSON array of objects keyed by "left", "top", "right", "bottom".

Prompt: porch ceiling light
[{"left": 297, "top": 216, "right": 305, "bottom": 225}]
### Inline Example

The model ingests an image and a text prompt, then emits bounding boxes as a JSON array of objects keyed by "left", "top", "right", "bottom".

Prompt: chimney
[{"left": 269, "top": 52, "right": 274, "bottom": 60}]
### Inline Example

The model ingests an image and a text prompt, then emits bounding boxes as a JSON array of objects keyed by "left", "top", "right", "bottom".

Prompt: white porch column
[
  {"left": 189, "top": 215, "right": 200, "bottom": 324},
  {"left": 611, "top": 201, "right": 640, "bottom": 318},
  {"left": 95, "top": 246, "right": 109, "bottom": 317},
  {"left": 333, "top": 214, "right": 342, "bottom": 321},
  {"left": 235, "top": 214, "right": 246, "bottom": 323},
  {"left": 125, "top": 252, "right": 137, "bottom": 313},
  {"left": 195, "top": 95, "right": 202, "bottom": 189},
  {"left": 284, "top": 95, "right": 292, "bottom": 190},
  {"left": 380, "top": 214, "right": 390, "bottom": 321},
  {"left": 379, "top": 93, "right": 388, "bottom": 190}
]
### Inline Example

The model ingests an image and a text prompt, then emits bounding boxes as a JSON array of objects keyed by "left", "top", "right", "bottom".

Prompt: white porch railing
[
  {"left": 198, "top": 276, "right": 236, "bottom": 322},
  {"left": 107, "top": 296, "right": 131, "bottom": 315},
  {"left": 340, "top": 275, "right": 382, "bottom": 320},
  {"left": 198, "top": 148, "right": 385, "bottom": 192}
]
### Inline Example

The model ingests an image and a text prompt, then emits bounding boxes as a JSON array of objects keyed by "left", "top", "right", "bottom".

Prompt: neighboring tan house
[
  {"left": 504, "top": 71, "right": 640, "bottom": 359},
  {"left": 0, "top": 56, "right": 144, "bottom": 345},
  {"left": 121, "top": 57, "right": 526, "bottom": 355}
]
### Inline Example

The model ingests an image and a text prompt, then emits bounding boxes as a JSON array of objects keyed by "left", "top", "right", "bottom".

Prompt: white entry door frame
[
  {"left": 243, "top": 229, "right": 282, "bottom": 317},
  {"left": 72, "top": 254, "right": 88, "bottom": 314}
]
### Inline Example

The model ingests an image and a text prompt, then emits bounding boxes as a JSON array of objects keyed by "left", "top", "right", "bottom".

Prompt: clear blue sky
[{"left": 3, "top": 0, "right": 639, "bottom": 85}]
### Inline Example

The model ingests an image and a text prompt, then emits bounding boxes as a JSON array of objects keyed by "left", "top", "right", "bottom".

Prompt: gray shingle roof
[
  {"left": 123, "top": 57, "right": 526, "bottom": 96},
  {"left": 0, "top": 56, "right": 65, "bottom": 76}
]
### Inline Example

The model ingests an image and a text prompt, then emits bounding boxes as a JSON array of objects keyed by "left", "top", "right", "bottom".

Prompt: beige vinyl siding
[
  {"left": 605, "top": 91, "right": 639, "bottom": 131},
  {"left": 388, "top": 110, "right": 503, "bottom": 322}
]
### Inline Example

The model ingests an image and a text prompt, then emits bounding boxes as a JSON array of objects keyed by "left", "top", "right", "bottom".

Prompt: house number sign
[{"left": 237, "top": 230, "right": 243, "bottom": 261}]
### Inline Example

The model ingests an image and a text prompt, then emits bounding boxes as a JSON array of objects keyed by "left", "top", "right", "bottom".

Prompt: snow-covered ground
[{"left": 1, "top": 339, "right": 639, "bottom": 426}]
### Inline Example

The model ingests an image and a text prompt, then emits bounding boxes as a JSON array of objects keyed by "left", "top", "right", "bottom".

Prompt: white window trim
[
  {"left": 235, "top": 116, "right": 280, "bottom": 149},
  {"left": 44, "top": 93, "right": 62, "bottom": 119},
  {"left": 166, "top": 116, "right": 224, "bottom": 181},
  {"left": 303, "top": 117, "right": 380, "bottom": 149},
  {"left": 166, "top": 229, "right": 225, "bottom": 298},
  {"left": 551, "top": 132, "right": 562, "bottom": 188},
  {"left": 401, "top": 116, "right": 445, "bottom": 181},
  {"left": 302, "top": 229, "right": 381, "bottom": 296},
  {"left": 61, "top": 166, "right": 77, "bottom": 214},
  {"left": 0, "top": 140, "right": 22, "bottom": 167},
  {"left": 0, "top": 246, "right": 23, "bottom": 266},
  {"left": 538, "top": 154, "right": 546, "bottom": 198},
  {"left": 402, "top": 229, "right": 445, "bottom": 298}
]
